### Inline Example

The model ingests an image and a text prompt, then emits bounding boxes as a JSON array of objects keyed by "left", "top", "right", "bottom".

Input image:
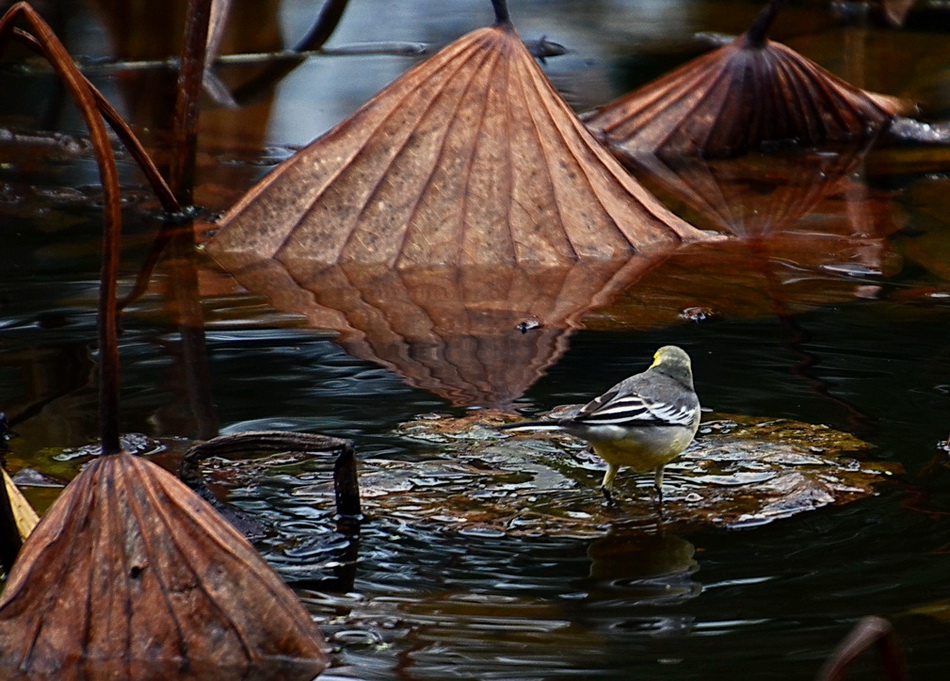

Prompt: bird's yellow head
[{"left": 650, "top": 345, "right": 693, "bottom": 376}]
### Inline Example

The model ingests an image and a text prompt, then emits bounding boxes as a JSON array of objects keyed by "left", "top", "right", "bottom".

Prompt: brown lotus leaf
[
  {"left": 583, "top": 5, "right": 906, "bottom": 159},
  {"left": 207, "top": 17, "right": 708, "bottom": 268},
  {"left": 0, "top": 452, "right": 328, "bottom": 680},
  {"left": 210, "top": 251, "right": 672, "bottom": 407}
]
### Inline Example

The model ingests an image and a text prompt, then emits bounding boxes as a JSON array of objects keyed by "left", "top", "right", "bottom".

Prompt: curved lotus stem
[
  {"left": 491, "top": 0, "right": 511, "bottom": 26},
  {"left": 0, "top": 3, "right": 123, "bottom": 453},
  {"left": 746, "top": 0, "right": 789, "bottom": 48}
]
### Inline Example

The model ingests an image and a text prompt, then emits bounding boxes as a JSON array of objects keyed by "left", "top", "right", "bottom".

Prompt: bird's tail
[{"left": 497, "top": 420, "right": 561, "bottom": 432}]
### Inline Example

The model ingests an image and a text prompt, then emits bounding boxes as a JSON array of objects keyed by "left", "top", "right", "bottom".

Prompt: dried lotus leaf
[{"left": 208, "top": 17, "right": 707, "bottom": 268}]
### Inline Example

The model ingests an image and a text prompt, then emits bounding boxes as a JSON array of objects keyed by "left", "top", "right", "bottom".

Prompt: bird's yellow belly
[{"left": 591, "top": 430, "right": 692, "bottom": 472}]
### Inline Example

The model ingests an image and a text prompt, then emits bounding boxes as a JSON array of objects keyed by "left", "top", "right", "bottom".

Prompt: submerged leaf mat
[
  {"left": 366, "top": 412, "right": 899, "bottom": 535},
  {"left": 188, "top": 413, "right": 899, "bottom": 539},
  {"left": 218, "top": 412, "right": 898, "bottom": 538}
]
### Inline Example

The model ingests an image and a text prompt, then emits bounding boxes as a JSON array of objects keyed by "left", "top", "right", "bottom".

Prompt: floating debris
[{"left": 51, "top": 432, "right": 163, "bottom": 461}]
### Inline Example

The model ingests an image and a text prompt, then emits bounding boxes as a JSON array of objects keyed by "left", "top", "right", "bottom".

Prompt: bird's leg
[
  {"left": 653, "top": 466, "right": 666, "bottom": 523},
  {"left": 600, "top": 463, "right": 618, "bottom": 505},
  {"left": 653, "top": 466, "right": 665, "bottom": 502}
]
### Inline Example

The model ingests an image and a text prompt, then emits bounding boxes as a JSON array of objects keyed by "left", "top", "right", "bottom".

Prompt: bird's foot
[{"left": 601, "top": 485, "right": 615, "bottom": 506}]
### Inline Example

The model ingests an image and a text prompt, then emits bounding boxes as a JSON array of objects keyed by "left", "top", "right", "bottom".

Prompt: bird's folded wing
[{"left": 575, "top": 390, "right": 694, "bottom": 428}]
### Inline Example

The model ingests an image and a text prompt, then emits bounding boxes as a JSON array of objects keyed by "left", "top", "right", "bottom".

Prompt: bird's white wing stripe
[
  {"left": 588, "top": 397, "right": 649, "bottom": 417},
  {"left": 649, "top": 401, "right": 696, "bottom": 427},
  {"left": 581, "top": 416, "right": 656, "bottom": 426},
  {"left": 502, "top": 422, "right": 562, "bottom": 432},
  {"left": 583, "top": 396, "right": 646, "bottom": 413},
  {"left": 579, "top": 396, "right": 694, "bottom": 428}
]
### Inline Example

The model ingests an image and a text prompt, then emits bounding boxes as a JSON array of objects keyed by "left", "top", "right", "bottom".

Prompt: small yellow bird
[{"left": 500, "top": 346, "right": 701, "bottom": 502}]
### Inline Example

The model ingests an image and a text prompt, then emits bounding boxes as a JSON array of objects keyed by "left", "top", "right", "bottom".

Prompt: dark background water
[{"left": 2, "top": 1, "right": 950, "bottom": 679}]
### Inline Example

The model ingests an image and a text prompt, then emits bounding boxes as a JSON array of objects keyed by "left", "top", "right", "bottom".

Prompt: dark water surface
[{"left": 2, "top": 1, "right": 950, "bottom": 679}]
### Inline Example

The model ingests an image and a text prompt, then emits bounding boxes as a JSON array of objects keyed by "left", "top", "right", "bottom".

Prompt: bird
[{"left": 499, "top": 345, "right": 701, "bottom": 503}]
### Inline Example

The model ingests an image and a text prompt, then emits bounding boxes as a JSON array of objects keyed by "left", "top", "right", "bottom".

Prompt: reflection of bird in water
[
  {"left": 587, "top": 531, "right": 697, "bottom": 583},
  {"left": 500, "top": 346, "right": 701, "bottom": 503}
]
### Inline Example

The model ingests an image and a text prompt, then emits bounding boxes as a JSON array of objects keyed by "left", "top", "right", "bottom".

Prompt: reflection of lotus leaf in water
[
  {"left": 205, "top": 229, "right": 904, "bottom": 408},
  {"left": 626, "top": 146, "right": 897, "bottom": 238},
  {"left": 206, "top": 256, "right": 671, "bottom": 407},
  {"left": 583, "top": 234, "right": 904, "bottom": 331}
]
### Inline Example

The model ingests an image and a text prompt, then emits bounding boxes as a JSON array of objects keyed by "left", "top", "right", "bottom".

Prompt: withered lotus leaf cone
[
  {"left": 584, "top": 32, "right": 906, "bottom": 159},
  {"left": 207, "top": 20, "right": 708, "bottom": 268},
  {"left": 0, "top": 452, "right": 329, "bottom": 679}
]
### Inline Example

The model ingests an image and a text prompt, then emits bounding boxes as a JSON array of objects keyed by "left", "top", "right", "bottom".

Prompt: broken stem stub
[{"left": 181, "top": 430, "right": 362, "bottom": 530}]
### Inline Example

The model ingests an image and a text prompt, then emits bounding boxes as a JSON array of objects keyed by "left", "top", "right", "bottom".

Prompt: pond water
[{"left": 2, "top": 0, "right": 950, "bottom": 679}]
